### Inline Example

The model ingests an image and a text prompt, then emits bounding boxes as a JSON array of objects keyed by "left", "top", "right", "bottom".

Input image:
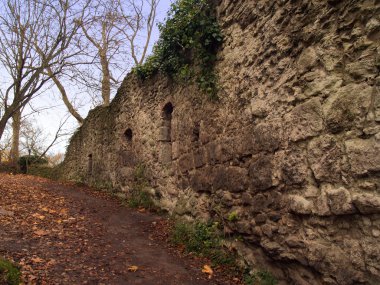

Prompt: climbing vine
[{"left": 133, "top": 0, "right": 223, "bottom": 98}]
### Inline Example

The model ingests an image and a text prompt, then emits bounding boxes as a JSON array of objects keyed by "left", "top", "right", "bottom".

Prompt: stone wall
[{"left": 62, "top": 0, "right": 380, "bottom": 284}]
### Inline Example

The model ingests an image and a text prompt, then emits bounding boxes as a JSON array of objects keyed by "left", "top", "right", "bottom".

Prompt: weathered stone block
[
  {"left": 252, "top": 120, "right": 283, "bottom": 153},
  {"left": 346, "top": 57, "right": 378, "bottom": 80},
  {"left": 281, "top": 148, "right": 309, "bottom": 186},
  {"left": 352, "top": 193, "right": 380, "bottom": 214},
  {"left": 289, "top": 195, "right": 313, "bottom": 215},
  {"left": 241, "top": 192, "right": 253, "bottom": 205},
  {"left": 304, "top": 74, "right": 343, "bottom": 98},
  {"left": 199, "top": 120, "right": 210, "bottom": 144},
  {"left": 236, "top": 220, "right": 252, "bottom": 234},
  {"left": 189, "top": 170, "right": 212, "bottom": 192},
  {"left": 205, "top": 142, "right": 218, "bottom": 165},
  {"left": 172, "top": 141, "right": 180, "bottom": 160},
  {"left": 255, "top": 213, "right": 267, "bottom": 224},
  {"left": 323, "top": 185, "right": 355, "bottom": 215},
  {"left": 297, "top": 46, "right": 318, "bottom": 72},
  {"left": 249, "top": 154, "right": 274, "bottom": 191},
  {"left": 193, "top": 148, "right": 206, "bottom": 168},
  {"left": 285, "top": 237, "right": 305, "bottom": 248},
  {"left": 212, "top": 166, "right": 248, "bottom": 192},
  {"left": 177, "top": 175, "right": 190, "bottom": 190},
  {"left": 323, "top": 84, "right": 373, "bottom": 133},
  {"left": 119, "top": 150, "right": 136, "bottom": 167},
  {"left": 216, "top": 138, "right": 236, "bottom": 163},
  {"left": 120, "top": 167, "right": 135, "bottom": 180},
  {"left": 236, "top": 127, "right": 253, "bottom": 157},
  {"left": 313, "top": 189, "right": 331, "bottom": 216},
  {"left": 160, "top": 143, "right": 172, "bottom": 164},
  {"left": 285, "top": 98, "right": 324, "bottom": 142},
  {"left": 178, "top": 153, "right": 194, "bottom": 173},
  {"left": 345, "top": 138, "right": 380, "bottom": 175},
  {"left": 158, "top": 126, "right": 171, "bottom": 142},
  {"left": 251, "top": 193, "right": 268, "bottom": 213},
  {"left": 308, "top": 135, "right": 343, "bottom": 182},
  {"left": 220, "top": 191, "right": 234, "bottom": 206},
  {"left": 374, "top": 89, "right": 380, "bottom": 122}
]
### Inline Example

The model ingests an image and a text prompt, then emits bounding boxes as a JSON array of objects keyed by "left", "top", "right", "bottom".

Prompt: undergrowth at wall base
[{"left": 0, "top": 257, "right": 21, "bottom": 285}]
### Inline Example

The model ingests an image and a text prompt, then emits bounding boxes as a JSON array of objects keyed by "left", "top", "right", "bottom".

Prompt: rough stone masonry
[{"left": 61, "top": 0, "right": 380, "bottom": 284}]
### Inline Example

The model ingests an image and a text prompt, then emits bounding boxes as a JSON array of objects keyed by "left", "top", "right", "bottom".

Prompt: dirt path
[{"left": 0, "top": 174, "right": 236, "bottom": 285}]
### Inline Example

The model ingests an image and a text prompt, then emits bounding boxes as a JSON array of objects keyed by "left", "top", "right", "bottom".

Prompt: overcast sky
[{"left": 25, "top": 0, "right": 173, "bottom": 156}]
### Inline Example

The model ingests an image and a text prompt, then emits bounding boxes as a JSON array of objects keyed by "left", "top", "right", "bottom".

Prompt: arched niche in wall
[
  {"left": 192, "top": 122, "right": 200, "bottom": 142},
  {"left": 159, "top": 102, "right": 174, "bottom": 163},
  {"left": 88, "top": 154, "right": 93, "bottom": 175},
  {"left": 120, "top": 127, "right": 135, "bottom": 167},
  {"left": 162, "top": 102, "right": 173, "bottom": 140},
  {"left": 124, "top": 128, "right": 133, "bottom": 142}
]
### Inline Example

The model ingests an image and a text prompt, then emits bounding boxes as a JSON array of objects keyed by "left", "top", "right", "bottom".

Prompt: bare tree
[
  {"left": 0, "top": 0, "right": 83, "bottom": 141},
  {"left": 74, "top": 0, "right": 159, "bottom": 106},
  {"left": 20, "top": 115, "right": 70, "bottom": 158},
  {"left": 44, "top": 0, "right": 158, "bottom": 124},
  {"left": 119, "top": 0, "right": 159, "bottom": 66}
]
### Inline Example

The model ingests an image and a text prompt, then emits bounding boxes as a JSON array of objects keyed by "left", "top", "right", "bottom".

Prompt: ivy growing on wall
[{"left": 133, "top": 0, "right": 223, "bottom": 98}]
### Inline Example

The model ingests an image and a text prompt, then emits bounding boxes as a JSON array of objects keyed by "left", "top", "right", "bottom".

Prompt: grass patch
[
  {"left": 244, "top": 270, "right": 278, "bottom": 285},
  {"left": 227, "top": 211, "right": 239, "bottom": 222},
  {"left": 170, "top": 221, "right": 235, "bottom": 266},
  {"left": 127, "top": 164, "right": 155, "bottom": 210},
  {"left": 0, "top": 258, "right": 21, "bottom": 285},
  {"left": 128, "top": 190, "right": 154, "bottom": 209},
  {"left": 170, "top": 220, "right": 278, "bottom": 284},
  {"left": 28, "top": 165, "right": 62, "bottom": 180}
]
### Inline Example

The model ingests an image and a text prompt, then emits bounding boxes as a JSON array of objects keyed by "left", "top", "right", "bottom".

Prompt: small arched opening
[
  {"left": 88, "top": 154, "right": 93, "bottom": 175},
  {"left": 161, "top": 102, "right": 174, "bottom": 142},
  {"left": 162, "top": 102, "right": 174, "bottom": 121},
  {"left": 192, "top": 122, "right": 200, "bottom": 142},
  {"left": 124, "top": 128, "right": 133, "bottom": 142},
  {"left": 160, "top": 102, "right": 174, "bottom": 164}
]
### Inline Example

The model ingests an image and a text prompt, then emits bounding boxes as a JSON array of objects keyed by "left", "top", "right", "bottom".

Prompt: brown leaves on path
[{"left": 0, "top": 173, "right": 233, "bottom": 285}]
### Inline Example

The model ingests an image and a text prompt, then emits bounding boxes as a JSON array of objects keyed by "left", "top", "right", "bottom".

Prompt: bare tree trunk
[
  {"left": 9, "top": 109, "right": 21, "bottom": 165},
  {"left": 100, "top": 21, "right": 110, "bottom": 106},
  {"left": 0, "top": 118, "right": 7, "bottom": 141},
  {"left": 100, "top": 52, "right": 111, "bottom": 106}
]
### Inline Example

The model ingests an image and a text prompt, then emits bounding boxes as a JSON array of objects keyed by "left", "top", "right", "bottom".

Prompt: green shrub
[
  {"left": 0, "top": 258, "right": 21, "bottom": 285},
  {"left": 227, "top": 211, "right": 239, "bottom": 222},
  {"left": 0, "top": 162, "right": 18, "bottom": 174},
  {"left": 28, "top": 164, "right": 62, "bottom": 180},
  {"left": 18, "top": 155, "right": 48, "bottom": 173},
  {"left": 134, "top": 0, "right": 223, "bottom": 98},
  {"left": 171, "top": 221, "right": 234, "bottom": 266},
  {"left": 128, "top": 164, "right": 155, "bottom": 209},
  {"left": 244, "top": 270, "right": 278, "bottom": 285}
]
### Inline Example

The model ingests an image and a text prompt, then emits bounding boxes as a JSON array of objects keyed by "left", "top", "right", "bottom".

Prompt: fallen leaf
[
  {"left": 32, "top": 213, "right": 45, "bottom": 220},
  {"left": 202, "top": 265, "right": 213, "bottom": 279},
  {"left": 31, "top": 257, "right": 44, "bottom": 263},
  {"left": 34, "top": 229, "right": 49, "bottom": 236},
  {"left": 28, "top": 274, "right": 38, "bottom": 280},
  {"left": 128, "top": 265, "right": 139, "bottom": 272},
  {"left": 46, "top": 259, "right": 57, "bottom": 267},
  {"left": 59, "top": 208, "right": 68, "bottom": 215}
]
